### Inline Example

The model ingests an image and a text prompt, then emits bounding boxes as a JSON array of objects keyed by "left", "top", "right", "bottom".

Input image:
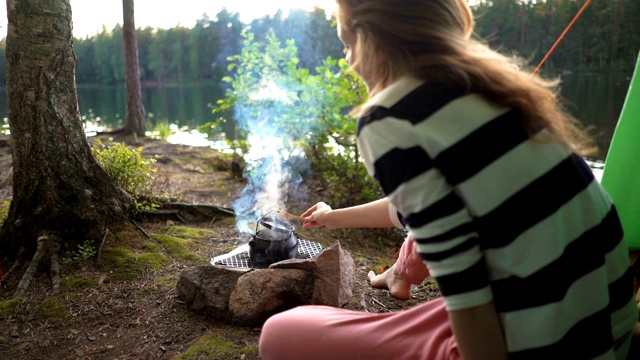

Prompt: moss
[
  {"left": 155, "top": 275, "right": 177, "bottom": 288},
  {"left": 161, "top": 226, "right": 216, "bottom": 240},
  {"left": 110, "top": 228, "right": 137, "bottom": 243},
  {"left": 151, "top": 234, "right": 201, "bottom": 261},
  {"left": 61, "top": 276, "right": 99, "bottom": 292},
  {"left": 239, "top": 344, "right": 259, "bottom": 356},
  {"left": 108, "top": 227, "right": 145, "bottom": 249},
  {"left": 142, "top": 242, "right": 162, "bottom": 253},
  {"left": 173, "top": 333, "right": 257, "bottom": 360},
  {"left": 40, "top": 297, "right": 68, "bottom": 319},
  {"left": 99, "top": 248, "right": 170, "bottom": 282},
  {"left": 0, "top": 297, "right": 23, "bottom": 316}
]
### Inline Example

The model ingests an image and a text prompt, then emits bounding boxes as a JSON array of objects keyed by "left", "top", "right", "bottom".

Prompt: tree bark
[
  {"left": 0, "top": 0, "right": 132, "bottom": 294},
  {"left": 122, "top": 0, "right": 147, "bottom": 138}
]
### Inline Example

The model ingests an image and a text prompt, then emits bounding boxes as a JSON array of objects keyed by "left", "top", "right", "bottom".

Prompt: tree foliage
[
  {"left": 0, "top": 1, "right": 634, "bottom": 87},
  {"left": 473, "top": 0, "right": 640, "bottom": 71},
  {"left": 202, "top": 32, "right": 380, "bottom": 207}
]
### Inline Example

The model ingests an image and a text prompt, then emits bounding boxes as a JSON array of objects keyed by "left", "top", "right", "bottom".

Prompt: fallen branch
[
  {"left": 130, "top": 220, "right": 175, "bottom": 262},
  {"left": 96, "top": 229, "right": 110, "bottom": 262},
  {"left": 371, "top": 298, "right": 388, "bottom": 309}
]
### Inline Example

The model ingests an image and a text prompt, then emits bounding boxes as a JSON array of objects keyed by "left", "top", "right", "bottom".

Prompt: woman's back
[{"left": 356, "top": 76, "right": 637, "bottom": 357}]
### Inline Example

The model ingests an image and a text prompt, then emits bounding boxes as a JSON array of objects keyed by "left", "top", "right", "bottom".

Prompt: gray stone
[{"left": 176, "top": 265, "right": 248, "bottom": 321}]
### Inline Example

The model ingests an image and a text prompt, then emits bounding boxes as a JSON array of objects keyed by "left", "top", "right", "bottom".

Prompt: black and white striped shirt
[{"left": 357, "top": 77, "right": 637, "bottom": 358}]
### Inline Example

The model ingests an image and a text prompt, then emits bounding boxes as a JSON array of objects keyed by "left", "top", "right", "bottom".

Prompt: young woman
[{"left": 259, "top": 1, "right": 638, "bottom": 359}]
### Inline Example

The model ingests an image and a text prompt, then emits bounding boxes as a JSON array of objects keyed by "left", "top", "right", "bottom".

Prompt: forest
[{"left": 0, "top": 0, "right": 637, "bottom": 86}]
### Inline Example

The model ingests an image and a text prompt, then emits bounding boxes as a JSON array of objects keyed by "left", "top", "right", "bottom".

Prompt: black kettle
[{"left": 249, "top": 212, "right": 299, "bottom": 268}]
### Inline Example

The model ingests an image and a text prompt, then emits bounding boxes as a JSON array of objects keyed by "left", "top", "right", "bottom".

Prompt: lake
[{"left": 0, "top": 72, "right": 632, "bottom": 162}]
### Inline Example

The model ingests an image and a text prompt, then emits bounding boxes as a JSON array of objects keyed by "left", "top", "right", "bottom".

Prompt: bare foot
[{"left": 368, "top": 263, "right": 412, "bottom": 300}]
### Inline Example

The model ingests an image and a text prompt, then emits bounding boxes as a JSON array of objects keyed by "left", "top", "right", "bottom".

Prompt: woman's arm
[
  {"left": 448, "top": 300, "right": 508, "bottom": 360},
  {"left": 301, "top": 198, "right": 396, "bottom": 229}
]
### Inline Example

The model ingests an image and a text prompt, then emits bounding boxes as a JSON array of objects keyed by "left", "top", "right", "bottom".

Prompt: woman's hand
[{"left": 301, "top": 202, "right": 334, "bottom": 229}]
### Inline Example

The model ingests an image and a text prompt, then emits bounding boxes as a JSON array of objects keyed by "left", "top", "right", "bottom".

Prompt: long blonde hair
[{"left": 336, "top": 0, "right": 593, "bottom": 154}]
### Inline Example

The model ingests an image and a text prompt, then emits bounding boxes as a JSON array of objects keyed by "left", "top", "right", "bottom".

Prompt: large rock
[
  {"left": 312, "top": 241, "right": 356, "bottom": 306},
  {"left": 176, "top": 265, "right": 248, "bottom": 321},
  {"left": 176, "top": 241, "right": 356, "bottom": 326},
  {"left": 229, "top": 268, "right": 313, "bottom": 326},
  {"left": 271, "top": 241, "right": 355, "bottom": 307}
]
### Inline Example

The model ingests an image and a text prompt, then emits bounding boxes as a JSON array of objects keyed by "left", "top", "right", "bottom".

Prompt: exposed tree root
[
  {"left": 13, "top": 234, "right": 62, "bottom": 298},
  {"left": 137, "top": 203, "right": 235, "bottom": 223},
  {"left": 50, "top": 241, "right": 61, "bottom": 295}
]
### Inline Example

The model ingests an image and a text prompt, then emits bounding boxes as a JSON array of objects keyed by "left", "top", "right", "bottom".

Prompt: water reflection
[
  {"left": 83, "top": 118, "right": 233, "bottom": 153},
  {"left": 0, "top": 75, "right": 628, "bottom": 179},
  {"left": 163, "top": 125, "right": 232, "bottom": 153},
  {"left": 559, "top": 72, "right": 631, "bottom": 162}
]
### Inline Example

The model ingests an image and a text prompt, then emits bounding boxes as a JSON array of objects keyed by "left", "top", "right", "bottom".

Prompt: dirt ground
[{"left": 0, "top": 136, "right": 440, "bottom": 360}]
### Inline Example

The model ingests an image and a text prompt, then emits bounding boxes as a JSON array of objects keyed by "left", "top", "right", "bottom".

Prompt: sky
[{"left": 0, "top": 0, "right": 337, "bottom": 38}]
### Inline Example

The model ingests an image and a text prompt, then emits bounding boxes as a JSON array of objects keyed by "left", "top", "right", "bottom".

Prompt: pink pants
[{"left": 259, "top": 238, "right": 461, "bottom": 360}]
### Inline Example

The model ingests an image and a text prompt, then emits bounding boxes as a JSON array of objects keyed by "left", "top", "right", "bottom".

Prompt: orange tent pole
[{"left": 531, "top": 0, "right": 592, "bottom": 77}]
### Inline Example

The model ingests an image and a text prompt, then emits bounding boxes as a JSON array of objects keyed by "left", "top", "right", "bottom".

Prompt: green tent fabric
[{"left": 601, "top": 50, "right": 640, "bottom": 251}]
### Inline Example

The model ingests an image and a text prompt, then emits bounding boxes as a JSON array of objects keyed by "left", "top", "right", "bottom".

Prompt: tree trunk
[
  {"left": 122, "top": 0, "right": 147, "bottom": 138},
  {"left": 0, "top": 0, "right": 132, "bottom": 296}
]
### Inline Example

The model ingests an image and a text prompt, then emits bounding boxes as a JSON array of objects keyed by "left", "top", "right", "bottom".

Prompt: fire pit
[
  {"left": 212, "top": 211, "right": 324, "bottom": 269},
  {"left": 211, "top": 239, "right": 324, "bottom": 269}
]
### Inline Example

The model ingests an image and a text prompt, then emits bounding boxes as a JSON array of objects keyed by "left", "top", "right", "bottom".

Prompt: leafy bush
[
  {"left": 72, "top": 240, "right": 98, "bottom": 261},
  {"left": 91, "top": 138, "right": 158, "bottom": 214},
  {"left": 201, "top": 32, "right": 382, "bottom": 207},
  {"left": 149, "top": 118, "right": 173, "bottom": 140}
]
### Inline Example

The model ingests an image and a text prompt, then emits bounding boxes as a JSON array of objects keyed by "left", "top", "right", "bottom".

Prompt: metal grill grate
[{"left": 211, "top": 238, "right": 324, "bottom": 269}]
